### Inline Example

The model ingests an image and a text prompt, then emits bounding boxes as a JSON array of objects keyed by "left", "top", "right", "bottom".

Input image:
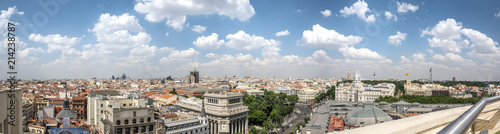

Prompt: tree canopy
[{"left": 243, "top": 91, "right": 297, "bottom": 130}]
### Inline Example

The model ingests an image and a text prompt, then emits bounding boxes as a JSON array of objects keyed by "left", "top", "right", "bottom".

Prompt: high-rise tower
[{"left": 190, "top": 67, "right": 200, "bottom": 83}]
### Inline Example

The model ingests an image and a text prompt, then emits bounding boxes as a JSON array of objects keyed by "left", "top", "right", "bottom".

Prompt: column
[
  {"left": 211, "top": 121, "right": 214, "bottom": 134},
  {"left": 245, "top": 118, "right": 248, "bottom": 134},
  {"left": 238, "top": 118, "right": 243, "bottom": 132},
  {"left": 240, "top": 118, "right": 243, "bottom": 133},
  {"left": 235, "top": 119, "right": 239, "bottom": 133},
  {"left": 234, "top": 120, "right": 237, "bottom": 133},
  {"left": 215, "top": 121, "right": 218, "bottom": 134},
  {"left": 229, "top": 121, "right": 232, "bottom": 134},
  {"left": 237, "top": 119, "right": 240, "bottom": 133}
]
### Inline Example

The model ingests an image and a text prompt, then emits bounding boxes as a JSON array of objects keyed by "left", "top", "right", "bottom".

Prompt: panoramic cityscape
[{"left": 1, "top": 0, "right": 500, "bottom": 134}]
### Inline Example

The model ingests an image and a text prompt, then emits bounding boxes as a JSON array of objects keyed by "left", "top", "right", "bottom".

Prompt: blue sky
[{"left": 1, "top": 0, "right": 500, "bottom": 81}]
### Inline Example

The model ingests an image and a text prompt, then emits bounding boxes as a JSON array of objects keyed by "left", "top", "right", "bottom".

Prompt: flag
[{"left": 405, "top": 73, "right": 409, "bottom": 76}]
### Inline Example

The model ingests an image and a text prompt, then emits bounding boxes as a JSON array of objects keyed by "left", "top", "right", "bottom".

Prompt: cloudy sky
[{"left": 1, "top": 0, "right": 500, "bottom": 81}]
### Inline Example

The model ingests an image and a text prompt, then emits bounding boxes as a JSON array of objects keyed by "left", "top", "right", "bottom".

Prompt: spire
[
  {"left": 200, "top": 99, "right": 206, "bottom": 117},
  {"left": 63, "top": 91, "right": 70, "bottom": 109}
]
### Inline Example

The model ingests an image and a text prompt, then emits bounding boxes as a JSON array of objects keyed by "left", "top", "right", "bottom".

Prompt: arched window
[
  {"left": 140, "top": 118, "right": 144, "bottom": 123},
  {"left": 147, "top": 117, "right": 152, "bottom": 122},
  {"left": 116, "top": 120, "right": 121, "bottom": 125},
  {"left": 132, "top": 119, "right": 136, "bottom": 124},
  {"left": 124, "top": 119, "right": 129, "bottom": 124}
]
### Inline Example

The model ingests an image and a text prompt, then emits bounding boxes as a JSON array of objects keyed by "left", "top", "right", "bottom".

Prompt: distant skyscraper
[{"left": 346, "top": 71, "right": 353, "bottom": 80}]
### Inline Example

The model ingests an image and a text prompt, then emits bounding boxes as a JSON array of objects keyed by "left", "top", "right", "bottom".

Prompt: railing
[{"left": 438, "top": 95, "right": 500, "bottom": 134}]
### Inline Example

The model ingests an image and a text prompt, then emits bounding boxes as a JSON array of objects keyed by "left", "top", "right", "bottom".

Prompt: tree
[
  {"left": 169, "top": 88, "right": 177, "bottom": 95},
  {"left": 304, "top": 117, "right": 310, "bottom": 124},
  {"left": 195, "top": 95, "right": 204, "bottom": 99},
  {"left": 244, "top": 91, "right": 298, "bottom": 130},
  {"left": 249, "top": 110, "right": 267, "bottom": 124},
  {"left": 270, "top": 109, "right": 284, "bottom": 125},
  {"left": 249, "top": 127, "right": 259, "bottom": 134},
  {"left": 263, "top": 120, "right": 275, "bottom": 130},
  {"left": 182, "top": 94, "right": 188, "bottom": 98}
]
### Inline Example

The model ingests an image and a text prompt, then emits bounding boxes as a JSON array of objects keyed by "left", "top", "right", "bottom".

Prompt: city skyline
[{"left": 1, "top": 0, "right": 500, "bottom": 81}]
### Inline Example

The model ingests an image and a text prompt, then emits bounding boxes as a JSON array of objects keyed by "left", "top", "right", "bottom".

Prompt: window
[
  {"left": 124, "top": 119, "right": 129, "bottom": 124},
  {"left": 132, "top": 119, "right": 136, "bottom": 124},
  {"left": 140, "top": 118, "right": 144, "bottom": 123},
  {"left": 133, "top": 111, "right": 136, "bottom": 117},
  {"left": 147, "top": 117, "right": 151, "bottom": 122},
  {"left": 116, "top": 120, "right": 121, "bottom": 125},
  {"left": 149, "top": 125, "right": 154, "bottom": 131},
  {"left": 116, "top": 128, "right": 123, "bottom": 134},
  {"left": 123, "top": 104, "right": 126, "bottom": 107},
  {"left": 101, "top": 104, "right": 103, "bottom": 107},
  {"left": 129, "top": 103, "right": 132, "bottom": 106},
  {"left": 133, "top": 127, "right": 138, "bottom": 133}
]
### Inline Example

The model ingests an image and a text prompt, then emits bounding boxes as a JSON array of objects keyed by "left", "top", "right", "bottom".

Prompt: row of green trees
[
  {"left": 315, "top": 86, "right": 336, "bottom": 102},
  {"left": 374, "top": 95, "right": 482, "bottom": 104},
  {"left": 243, "top": 91, "right": 299, "bottom": 130}
]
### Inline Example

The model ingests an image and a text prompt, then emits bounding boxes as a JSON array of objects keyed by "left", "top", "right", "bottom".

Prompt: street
[{"left": 277, "top": 103, "right": 311, "bottom": 134}]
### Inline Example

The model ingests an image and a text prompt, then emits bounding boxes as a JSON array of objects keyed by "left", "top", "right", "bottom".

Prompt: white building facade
[{"left": 336, "top": 72, "right": 395, "bottom": 102}]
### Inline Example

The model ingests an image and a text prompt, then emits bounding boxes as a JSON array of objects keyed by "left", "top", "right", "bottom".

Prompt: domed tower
[{"left": 56, "top": 90, "right": 76, "bottom": 128}]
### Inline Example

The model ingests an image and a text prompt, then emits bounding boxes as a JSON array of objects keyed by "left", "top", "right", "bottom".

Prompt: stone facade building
[{"left": 176, "top": 91, "right": 248, "bottom": 134}]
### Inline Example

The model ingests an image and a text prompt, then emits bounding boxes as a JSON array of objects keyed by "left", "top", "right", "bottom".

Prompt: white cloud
[
  {"left": 203, "top": 53, "right": 253, "bottom": 67},
  {"left": 134, "top": 0, "right": 255, "bottom": 31},
  {"left": 191, "top": 25, "right": 207, "bottom": 33},
  {"left": 17, "top": 46, "right": 44, "bottom": 64},
  {"left": 388, "top": 31, "right": 406, "bottom": 46},
  {"left": 165, "top": 32, "right": 169, "bottom": 36},
  {"left": 339, "top": 0, "right": 375, "bottom": 23},
  {"left": 397, "top": 2, "right": 419, "bottom": 13},
  {"left": 384, "top": 11, "right": 397, "bottom": 21},
  {"left": 432, "top": 53, "right": 476, "bottom": 66},
  {"left": 225, "top": 30, "right": 280, "bottom": 50},
  {"left": 427, "top": 38, "right": 469, "bottom": 53},
  {"left": 90, "top": 13, "right": 143, "bottom": 34},
  {"left": 422, "top": 19, "right": 468, "bottom": 53},
  {"left": 28, "top": 34, "right": 82, "bottom": 53},
  {"left": 299, "top": 24, "right": 363, "bottom": 49},
  {"left": 321, "top": 9, "right": 332, "bottom": 17},
  {"left": 160, "top": 48, "right": 199, "bottom": 63},
  {"left": 338, "top": 47, "right": 386, "bottom": 60},
  {"left": 422, "top": 19, "right": 462, "bottom": 40},
  {"left": 461, "top": 28, "right": 499, "bottom": 54},
  {"left": 275, "top": 30, "right": 290, "bottom": 37},
  {"left": 297, "top": 9, "right": 302, "bottom": 13},
  {"left": 432, "top": 54, "right": 446, "bottom": 61},
  {"left": 1, "top": 6, "right": 23, "bottom": 37},
  {"left": 90, "top": 13, "right": 152, "bottom": 55},
  {"left": 496, "top": 11, "right": 500, "bottom": 17},
  {"left": 225, "top": 30, "right": 281, "bottom": 58},
  {"left": 193, "top": 33, "right": 225, "bottom": 49},
  {"left": 400, "top": 55, "right": 411, "bottom": 63}
]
